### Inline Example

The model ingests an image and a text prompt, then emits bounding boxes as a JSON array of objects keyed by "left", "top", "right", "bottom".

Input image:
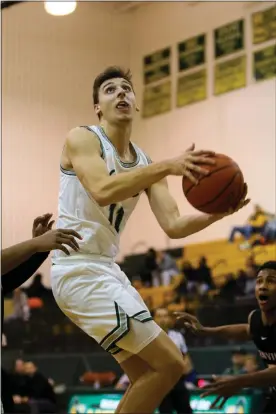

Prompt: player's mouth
[
  {"left": 116, "top": 101, "right": 130, "bottom": 112},
  {"left": 258, "top": 294, "right": 269, "bottom": 306}
]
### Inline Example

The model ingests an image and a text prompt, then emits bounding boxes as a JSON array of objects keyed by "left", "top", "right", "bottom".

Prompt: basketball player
[
  {"left": 176, "top": 261, "right": 276, "bottom": 413},
  {"left": 51, "top": 66, "right": 249, "bottom": 414}
]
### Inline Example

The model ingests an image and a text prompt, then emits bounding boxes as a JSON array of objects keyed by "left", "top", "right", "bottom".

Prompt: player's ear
[
  {"left": 94, "top": 104, "right": 101, "bottom": 117},
  {"left": 136, "top": 106, "right": 140, "bottom": 112}
]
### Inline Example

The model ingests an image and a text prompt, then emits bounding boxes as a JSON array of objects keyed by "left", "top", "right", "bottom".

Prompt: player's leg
[
  {"left": 116, "top": 329, "right": 187, "bottom": 414},
  {"left": 114, "top": 354, "right": 152, "bottom": 413}
]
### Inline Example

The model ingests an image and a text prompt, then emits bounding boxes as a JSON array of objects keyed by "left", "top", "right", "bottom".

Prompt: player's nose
[{"left": 117, "top": 89, "right": 126, "bottom": 98}]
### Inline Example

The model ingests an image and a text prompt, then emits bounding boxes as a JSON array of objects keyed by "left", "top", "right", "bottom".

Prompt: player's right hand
[
  {"left": 167, "top": 144, "right": 216, "bottom": 184},
  {"left": 174, "top": 311, "right": 204, "bottom": 335},
  {"left": 34, "top": 229, "right": 82, "bottom": 255}
]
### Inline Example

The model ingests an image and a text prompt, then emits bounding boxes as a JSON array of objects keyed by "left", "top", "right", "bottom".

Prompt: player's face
[
  {"left": 154, "top": 309, "right": 170, "bottom": 330},
  {"left": 95, "top": 78, "right": 136, "bottom": 123},
  {"left": 255, "top": 269, "right": 276, "bottom": 312}
]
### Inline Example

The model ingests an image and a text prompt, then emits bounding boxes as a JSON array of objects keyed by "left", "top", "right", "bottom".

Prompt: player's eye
[
  {"left": 123, "top": 85, "right": 131, "bottom": 92},
  {"left": 106, "top": 86, "right": 115, "bottom": 94}
]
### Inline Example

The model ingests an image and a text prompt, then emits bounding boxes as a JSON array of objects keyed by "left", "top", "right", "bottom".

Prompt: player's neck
[
  {"left": 100, "top": 121, "right": 132, "bottom": 156},
  {"left": 261, "top": 309, "right": 276, "bottom": 325}
]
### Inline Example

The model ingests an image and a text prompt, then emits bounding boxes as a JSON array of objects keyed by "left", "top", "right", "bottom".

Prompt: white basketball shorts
[{"left": 51, "top": 259, "right": 161, "bottom": 363}]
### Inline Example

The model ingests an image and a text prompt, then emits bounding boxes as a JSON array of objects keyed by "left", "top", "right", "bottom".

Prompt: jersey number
[{"left": 108, "top": 204, "right": 124, "bottom": 233}]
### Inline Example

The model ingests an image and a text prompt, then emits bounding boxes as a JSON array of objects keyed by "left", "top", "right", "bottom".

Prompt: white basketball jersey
[{"left": 52, "top": 126, "right": 150, "bottom": 262}]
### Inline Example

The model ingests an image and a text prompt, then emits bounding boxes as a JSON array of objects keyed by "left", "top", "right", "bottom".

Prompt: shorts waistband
[{"left": 52, "top": 254, "right": 114, "bottom": 266}]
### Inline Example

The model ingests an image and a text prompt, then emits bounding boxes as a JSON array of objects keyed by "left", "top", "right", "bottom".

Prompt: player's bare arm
[
  {"left": 66, "top": 127, "right": 215, "bottom": 207},
  {"left": 175, "top": 312, "right": 251, "bottom": 341},
  {"left": 2, "top": 214, "right": 81, "bottom": 275},
  {"left": 146, "top": 178, "right": 220, "bottom": 239},
  {"left": 147, "top": 175, "right": 249, "bottom": 239},
  {"left": 201, "top": 365, "right": 276, "bottom": 407}
]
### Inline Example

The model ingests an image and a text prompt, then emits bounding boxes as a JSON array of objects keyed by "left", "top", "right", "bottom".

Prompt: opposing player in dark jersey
[{"left": 176, "top": 260, "right": 276, "bottom": 413}]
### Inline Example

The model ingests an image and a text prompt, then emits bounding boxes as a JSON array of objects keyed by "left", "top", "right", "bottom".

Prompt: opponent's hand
[
  {"left": 174, "top": 312, "right": 204, "bottom": 335},
  {"left": 34, "top": 229, "right": 82, "bottom": 255},
  {"left": 32, "top": 213, "right": 55, "bottom": 238},
  {"left": 213, "top": 183, "right": 251, "bottom": 220},
  {"left": 200, "top": 375, "right": 243, "bottom": 409},
  {"left": 167, "top": 144, "right": 216, "bottom": 184}
]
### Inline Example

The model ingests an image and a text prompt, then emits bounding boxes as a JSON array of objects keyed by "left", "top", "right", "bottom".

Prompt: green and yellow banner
[
  {"left": 143, "top": 47, "right": 171, "bottom": 85},
  {"left": 214, "top": 55, "right": 246, "bottom": 95},
  {"left": 142, "top": 81, "right": 171, "bottom": 118},
  {"left": 178, "top": 34, "right": 206, "bottom": 72},
  {"left": 254, "top": 45, "right": 276, "bottom": 81},
  {"left": 252, "top": 6, "right": 276, "bottom": 44},
  {"left": 214, "top": 19, "right": 244, "bottom": 59},
  {"left": 177, "top": 69, "right": 207, "bottom": 107}
]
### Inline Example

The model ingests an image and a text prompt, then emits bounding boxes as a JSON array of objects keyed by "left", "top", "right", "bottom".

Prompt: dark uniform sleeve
[{"left": 1, "top": 252, "right": 49, "bottom": 295}]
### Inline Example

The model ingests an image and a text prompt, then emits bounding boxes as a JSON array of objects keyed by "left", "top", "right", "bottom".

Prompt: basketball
[{"left": 182, "top": 153, "right": 245, "bottom": 214}]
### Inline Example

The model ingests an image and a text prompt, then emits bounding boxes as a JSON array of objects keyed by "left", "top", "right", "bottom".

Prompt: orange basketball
[{"left": 182, "top": 153, "right": 244, "bottom": 214}]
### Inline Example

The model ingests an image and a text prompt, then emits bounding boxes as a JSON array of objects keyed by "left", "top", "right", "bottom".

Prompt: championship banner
[
  {"left": 142, "top": 81, "right": 171, "bottom": 118},
  {"left": 178, "top": 34, "right": 206, "bottom": 72},
  {"left": 214, "top": 55, "right": 246, "bottom": 95},
  {"left": 214, "top": 19, "right": 244, "bottom": 59},
  {"left": 143, "top": 47, "right": 171, "bottom": 85},
  {"left": 252, "top": 6, "right": 276, "bottom": 45},
  {"left": 177, "top": 69, "right": 207, "bottom": 107},
  {"left": 254, "top": 45, "right": 276, "bottom": 81}
]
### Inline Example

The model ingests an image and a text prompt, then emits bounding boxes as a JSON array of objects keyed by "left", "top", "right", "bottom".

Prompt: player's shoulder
[
  {"left": 66, "top": 125, "right": 101, "bottom": 153},
  {"left": 248, "top": 309, "right": 261, "bottom": 334}
]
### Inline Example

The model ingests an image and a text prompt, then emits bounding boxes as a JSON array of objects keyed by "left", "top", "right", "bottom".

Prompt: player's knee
[{"left": 157, "top": 354, "right": 186, "bottom": 385}]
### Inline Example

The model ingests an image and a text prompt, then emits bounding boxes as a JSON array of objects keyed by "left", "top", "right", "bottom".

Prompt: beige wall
[
  {"left": 2, "top": 2, "right": 130, "bottom": 282},
  {"left": 120, "top": 1, "right": 276, "bottom": 256},
  {"left": 2, "top": 2, "right": 275, "bottom": 283}
]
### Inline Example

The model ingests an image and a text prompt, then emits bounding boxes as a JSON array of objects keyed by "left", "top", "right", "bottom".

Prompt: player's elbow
[
  {"left": 92, "top": 190, "right": 111, "bottom": 207},
  {"left": 91, "top": 185, "right": 115, "bottom": 207},
  {"left": 164, "top": 225, "right": 179, "bottom": 239}
]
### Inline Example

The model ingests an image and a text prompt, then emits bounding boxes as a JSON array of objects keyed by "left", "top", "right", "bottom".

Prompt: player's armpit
[{"left": 147, "top": 179, "right": 218, "bottom": 239}]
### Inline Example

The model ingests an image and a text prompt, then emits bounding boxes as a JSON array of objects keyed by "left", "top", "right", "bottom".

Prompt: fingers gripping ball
[{"left": 182, "top": 154, "right": 245, "bottom": 214}]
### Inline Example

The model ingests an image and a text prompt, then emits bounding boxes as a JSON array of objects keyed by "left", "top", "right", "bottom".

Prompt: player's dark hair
[
  {"left": 257, "top": 261, "right": 276, "bottom": 273},
  {"left": 93, "top": 66, "right": 133, "bottom": 119}
]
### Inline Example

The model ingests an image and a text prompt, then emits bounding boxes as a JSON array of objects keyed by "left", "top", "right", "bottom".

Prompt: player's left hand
[
  {"left": 200, "top": 375, "right": 243, "bottom": 409},
  {"left": 212, "top": 183, "right": 250, "bottom": 220},
  {"left": 32, "top": 213, "right": 55, "bottom": 238}
]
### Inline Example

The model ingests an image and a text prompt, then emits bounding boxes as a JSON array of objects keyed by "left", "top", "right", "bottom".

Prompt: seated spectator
[
  {"left": 243, "top": 354, "right": 259, "bottom": 374},
  {"left": 236, "top": 269, "right": 247, "bottom": 294},
  {"left": 228, "top": 204, "right": 268, "bottom": 243},
  {"left": 157, "top": 251, "right": 179, "bottom": 286},
  {"left": 6, "top": 288, "right": 30, "bottom": 322},
  {"left": 196, "top": 256, "right": 215, "bottom": 295},
  {"left": 141, "top": 248, "right": 160, "bottom": 287},
  {"left": 240, "top": 217, "right": 276, "bottom": 250},
  {"left": 223, "top": 347, "right": 247, "bottom": 375},
  {"left": 10, "top": 359, "right": 29, "bottom": 408},
  {"left": 219, "top": 273, "right": 243, "bottom": 302},
  {"left": 181, "top": 261, "right": 198, "bottom": 295},
  {"left": 24, "top": 361, "right": 57, "bottom": 413}
]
